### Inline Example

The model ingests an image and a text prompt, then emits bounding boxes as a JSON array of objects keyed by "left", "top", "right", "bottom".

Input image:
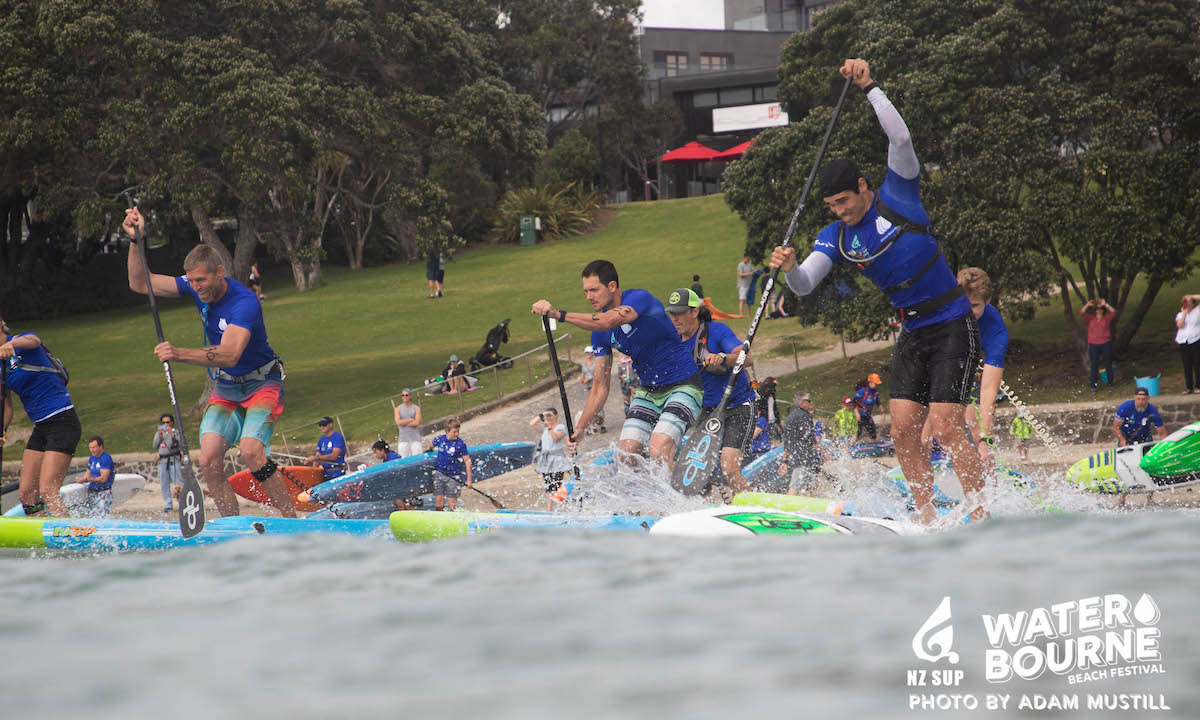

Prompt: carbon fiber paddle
[
  {"left": 122, "top": 189, "right": 207, "bottom": 537},
  {"left": 671, "top": 75, "right": 855, "bottom": 495}
]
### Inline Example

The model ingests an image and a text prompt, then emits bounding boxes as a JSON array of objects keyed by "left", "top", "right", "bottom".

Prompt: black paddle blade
[
  {"left": 671, "top": 413, "right": 724, "bottom": 496},
  {"left": 177, "top": 468, "right": 206, "bottom": 538}
]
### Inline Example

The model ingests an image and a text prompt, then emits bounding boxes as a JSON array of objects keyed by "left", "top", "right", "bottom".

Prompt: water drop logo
[
  {"left": 913, "top": 596, "right": 960, "bottom": 664},
  {"left": 1134, "top": 593, "right": 1160, "bottom": 625},
  {"left": 218, "top": 317, "right": 228, "bottom": 332}
]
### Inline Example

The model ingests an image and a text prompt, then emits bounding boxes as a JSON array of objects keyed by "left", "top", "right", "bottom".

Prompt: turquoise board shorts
[
  {"left": 199, "top": 379, "right": 284, "bottom": 451},
  {"left": 621, "top": 378, "right": 703, "bottom": 448}
]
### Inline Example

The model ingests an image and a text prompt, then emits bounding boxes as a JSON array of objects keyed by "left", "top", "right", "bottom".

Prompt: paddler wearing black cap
[
  {"left": 663, "top": 287, "right": 754, "bottom": 496},
  {"left": 769, "top": 58, "right": 987, "bottom": 524}
]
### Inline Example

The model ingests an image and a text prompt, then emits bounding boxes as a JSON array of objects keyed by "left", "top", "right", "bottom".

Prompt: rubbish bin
[{"left": 520, "top": 215, "right": 537, "bottom": 246}]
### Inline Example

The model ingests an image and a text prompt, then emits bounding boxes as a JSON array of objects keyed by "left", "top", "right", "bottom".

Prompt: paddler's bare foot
[{"left": 911, "top": 503, "right": 938, "bottom": 526}]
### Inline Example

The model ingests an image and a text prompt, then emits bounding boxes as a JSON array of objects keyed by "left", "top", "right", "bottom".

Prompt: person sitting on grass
[
  {"left": 424, "top": 417, "right": 472, "bottom": 511},
  {"left": 443, "top": 355, "right": 468, "bottom": 394}
]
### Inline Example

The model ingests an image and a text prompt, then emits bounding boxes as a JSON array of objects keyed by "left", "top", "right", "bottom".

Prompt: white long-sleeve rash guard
[{"left": 782, "top": 86, "right": 920, "bottom": 296}]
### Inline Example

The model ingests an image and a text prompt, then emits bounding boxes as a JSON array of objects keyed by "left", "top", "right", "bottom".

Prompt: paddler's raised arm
[
  {"left": 530, "top": 299, "right": 639, "bottom": 332},
  {"left": 844, "top": 58, "right": 919, "bottom": 180}
]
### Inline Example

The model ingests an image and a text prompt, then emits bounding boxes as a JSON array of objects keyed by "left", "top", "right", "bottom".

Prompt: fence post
[
  {"left": 792, "top": 340, "right": 799, "bottom": 372},
  {"left": 525, "top": 355, "right": 533, "bottom": 385},
  {"left": 567, "top": 344, "right": 572, "bottom": 364},
  {"left": 457, "top": 387, "right": 464, "bottom": 413},
  {"left": 494, "top": 366, "right": 502, "bottom": 401}
]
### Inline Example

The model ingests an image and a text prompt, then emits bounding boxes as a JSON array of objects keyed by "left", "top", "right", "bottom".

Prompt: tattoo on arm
[
  {"left": 591, "top": 313, "right": 599, "bottom": 322},
  {"left": 204, "top": 347, "right": 219, "bottom": 363},
  {"left": 617, "top": 306, "right": 633, "bottom": 317}
]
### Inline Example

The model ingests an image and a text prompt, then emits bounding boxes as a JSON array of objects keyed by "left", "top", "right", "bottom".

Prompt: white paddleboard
[
  {"left": 2, "top": 473, "right": 147, "bottom": 517},
  {"left": 649, "top": 505, "right": 914, "bottom": 538}
]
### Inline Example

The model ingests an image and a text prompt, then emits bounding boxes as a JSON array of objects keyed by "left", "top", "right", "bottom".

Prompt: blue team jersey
[
  {"left": 175, "top": 276, "right": 277, "bottom": 378},
  {"left": 590, "top": 288, "right": 697, "bottom": 388},
  {"left": 979, "top": 304, "right": 1009, "bottom": 369},
  {"left": 317, "top": 432, "right": 347, "bottom": 479},
  {"left": 3, "top": 333, "right": 73, "bottom": 423},
  {"left": 382, "top": 451, "right": 401, "bottom": 462},
  {"left": 432, "top": 434, "right": 469, "bottom": 477},
  {"left": 751, "top": 416, "right": 771, "bottom": 453},
  {"left": 813, "top": 169, "right": 970, "bottom": 330},
  {"left": 1114, "top": 401, "right": 1163, "bottom": 442},
  {"left": 88, "top": 451, "right": 115, "bottom": 491},
  {"left": 855, "top": 386, "right": 880, "bottom": 419},
  {"left": 684, "top": 321, "right": 754, "bottom": 408}
]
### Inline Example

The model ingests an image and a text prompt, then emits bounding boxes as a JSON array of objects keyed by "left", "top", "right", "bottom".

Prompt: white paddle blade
[{"left": 671, "top": 414, "right": 724, "bottom": 496}]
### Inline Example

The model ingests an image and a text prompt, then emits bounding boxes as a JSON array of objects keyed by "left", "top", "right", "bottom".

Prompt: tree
[
  {"left": 722, "top": 0, "right": 1200, "bottom": 357},
  {"left": 537, "top": 128, "right": 601, "bottom": 188}
]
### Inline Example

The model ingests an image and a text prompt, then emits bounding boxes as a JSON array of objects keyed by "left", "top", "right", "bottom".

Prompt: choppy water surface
[{"left": 0, "top": 474, "right": 1196, "bottom": 719}]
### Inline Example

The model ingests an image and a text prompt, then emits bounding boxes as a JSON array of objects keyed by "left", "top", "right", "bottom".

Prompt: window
[
  {"left": 699, "top": 54, "right": 732, "bottom": 73},
  {"left": 719, "top": 87, "right": 753, "bottom": 106},
  {"left": 652, "top": 51, "right": 688, "bottom": 78},
  {"left": 693, "top": 90, "right": 719, "bottom": 108},
  {"left": 753, "top": 85, "right": 778, "bottom": 102}
]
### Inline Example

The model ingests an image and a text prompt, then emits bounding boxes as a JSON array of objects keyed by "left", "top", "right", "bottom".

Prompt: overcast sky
[{"left": 641, "top": 0, "right": 724, "bottom": 29}]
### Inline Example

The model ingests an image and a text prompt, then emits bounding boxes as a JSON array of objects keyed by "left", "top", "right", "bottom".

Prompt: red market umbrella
[
  {"left": 713, "top": 139, "right": 755, "bottom": 161},
  {"left": 661, "top": 141, "right": 719, "bottom": 163}
]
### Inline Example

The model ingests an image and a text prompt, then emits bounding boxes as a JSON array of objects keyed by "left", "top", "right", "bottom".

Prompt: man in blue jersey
[
  {"left": 664, "top": 288, "right": 754, "bottom": 495},
  {"left": 123, "top": 208, "right": 295, "bottom": 517},
  {"left": 770, "top": 58, "right": 987, "bottom": 524},
  {"left": 1113, "top": 388, "right": 1167, "bottom": 446},
  {"left": 80, "top": 435, "right": 116, "bottom": 517},
  {"left": 531, "top": 260, "right": 702, "bottom": 470},
  {"left": 958, "top": 268, "right": 1009, "bottom": 466},
  {"left": 307, "top": 416, "right": 347, "bottom": 480}
]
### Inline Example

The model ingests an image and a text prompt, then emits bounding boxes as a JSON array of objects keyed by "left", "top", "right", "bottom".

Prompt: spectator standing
[
  {"left": 690, "top": 275, "right": 704, "bottom": 299},
  {"left": 617, "top": 352, "right": 638, "bottom": 417},
  {"left": 80, "top": 436, "right": 116, "bottom": 517},
  {"left": 248, "top": 262, "right": 265, "bottom": 300},
  {"left": 1080, "top": 299, "right": 1117, "bottom": 393},
  {"left": 152, "top": 413, "right": 183, "bottom": 513},
  {"left": 425, "top": 247, "right": 442, "bottom": 299},
  {"left": 307, "top": 416, "right": 347, "bottom": 480},
  {"left": 437, "top": 251, "right": 446, "bottom": 296},
  {"left": 832, "top": 397, "right": 859, "bottom": 447},
  {"left": 530, "top": 408, "right": 572, "bottom": 510},
  {"left": 1175, "top": 295, "right": 1200, "bottom": 394},
  {"left": 778, "top": 393, "right": 823, "bottom": 495},
  {"left": 579, "top": 346, "right": 606, "bottom": 434},
  {"left": 854, "top": 373, "right": 882, "bottom": 441},
  {"left": 1010, "top": 413, "right": 1033, "bottom": 461},
  {"left": 393, "top": 389, "right": 424, "bottom": 456},
  {"left": 736, "top": 255, "right": 754, "bottom": 315},
  {"left": 756, "top": 376, "right": 782, "bottom": 440},
  {"left": 424, "top": 417, "right": 472, "bottom": 511},
  {"left": 1113, "top": 387, "right": 1167, "bottom": 446}
]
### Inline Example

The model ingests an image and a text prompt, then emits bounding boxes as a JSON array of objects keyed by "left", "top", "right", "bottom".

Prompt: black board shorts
[
  {"left": 890, "top": 313, "right": 981, "bottom": 406},
  {"left": 25, "top": 407, "right": 82, "bottom": 455}
]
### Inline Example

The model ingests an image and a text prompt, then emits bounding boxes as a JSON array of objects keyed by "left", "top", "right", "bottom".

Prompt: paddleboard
[
  {"left": 4, "top": 474, "right": 147, "bottom": 517},
  {"left": 1140, "top": 421, "right": 1200, "bottom": 485},
  {"left": 389, "top": 510, "right": 656, "bottom": 542},
  {"left": 1065, "top": 442, "right": 1158, "bottom": 494},
  {"left": 306, "top": 500, "right": 416, "bottom": 520},
  {"left": 0, "top": 515, "right": 391, "bottom": 553},
  {"left": 848, "top": 441, "right": 895, "bottom": 459},
  {"left": 308, "top": 442, "right": 535, "bottom": 505},
  {"left": 228, "top": 465, "right": 326, "bottom": 512},
  {"left": 648, "top": 506, "right": 910, "bottom": 538},
  {"left": 730, "top": 492, "right": 843, "bottom": 514}
]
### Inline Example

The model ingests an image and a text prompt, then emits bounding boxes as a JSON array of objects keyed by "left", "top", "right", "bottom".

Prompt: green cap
[{"left": 664, "top": 288, "right": 701, "bottom": 313}]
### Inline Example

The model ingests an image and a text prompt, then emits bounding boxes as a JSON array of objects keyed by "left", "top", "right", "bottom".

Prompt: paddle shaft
[
  {"left": 456, "top": 479, "right": 504, "bottom": 509},
  {"left": 0, "top": 363, "right": 6, "bottom": 468},
  {"left": 124, "top": 192, "right": 206, "bottom": 538},
  {"left": 542, "top": 317, "right": 582, "bottom": 485},
  {"left": 712, "top": 76, "right": 854, "bottom": 415}
]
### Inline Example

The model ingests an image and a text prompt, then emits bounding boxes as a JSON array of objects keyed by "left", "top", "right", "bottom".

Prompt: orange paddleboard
[{"left": 227, "top": 465, "right": 327, "bottom": 512}]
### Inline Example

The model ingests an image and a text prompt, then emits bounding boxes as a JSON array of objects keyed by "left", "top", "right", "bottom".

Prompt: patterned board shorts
[
  {"left": 620, "top": 380, "right": 704, "bottom": 448},
  {"left": 431, "top": 470, "right": 462, "bottom": 497},
  {"left": 199, "top": 379, "right": 284, "bottom": 451}
]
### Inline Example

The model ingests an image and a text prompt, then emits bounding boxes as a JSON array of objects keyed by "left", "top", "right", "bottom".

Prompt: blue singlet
[
  {"left": 175, "top": 276, "right": 277, "bottom": 378},
  {"left": 590, "top": 288, "right": 697, "bottom": 388}
]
